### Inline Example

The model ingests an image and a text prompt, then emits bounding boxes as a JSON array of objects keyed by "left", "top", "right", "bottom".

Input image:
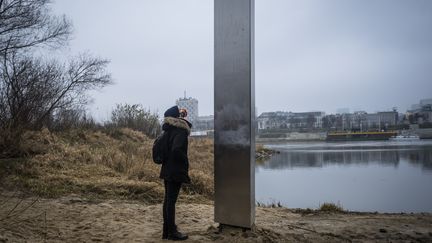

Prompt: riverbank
[
  {"left": 256, "top": 128, "right": 432, "bottom": 143},
  {"left": 1, "top": 128, "right": 431, "bottom": 242},
  {"left": 1, "top": 193, "right": 431, "bottom": 242},
  {"left": 257, "top": 131, "right": 326, "bottom": 143}
]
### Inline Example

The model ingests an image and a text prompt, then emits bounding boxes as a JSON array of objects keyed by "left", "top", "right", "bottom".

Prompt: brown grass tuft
[
  {"left": 319, "top": 202, "right": 344, "bottom": 213},
  {"left": 1, "top": 128, "right": 215, "bottom": 204}
]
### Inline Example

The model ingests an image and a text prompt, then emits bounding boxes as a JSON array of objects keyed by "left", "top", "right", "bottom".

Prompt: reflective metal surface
[{"left": 214, "top": 0, "right": 255, "bottom": 228}]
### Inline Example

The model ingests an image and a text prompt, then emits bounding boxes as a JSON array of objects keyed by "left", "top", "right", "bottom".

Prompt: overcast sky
[{"left": 52, "top": 0, "right": 432, "bottom": 121}]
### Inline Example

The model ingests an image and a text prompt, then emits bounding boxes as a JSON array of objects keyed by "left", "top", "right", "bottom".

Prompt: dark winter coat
[{"left": 159, "top": 117, "right": 192, "bottom": 183}]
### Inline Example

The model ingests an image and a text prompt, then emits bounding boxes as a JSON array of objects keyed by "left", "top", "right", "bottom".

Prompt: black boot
[
  {"left": 162, "top": 224, "right": 168, "bottom": 239},
  {"left": 167, "top": 230, "right": 188, "bottom": 241}
]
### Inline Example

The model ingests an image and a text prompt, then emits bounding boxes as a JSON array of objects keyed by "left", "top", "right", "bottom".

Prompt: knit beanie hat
[{"left": 164, "top": 106, "right": 180, "bottom": 118}]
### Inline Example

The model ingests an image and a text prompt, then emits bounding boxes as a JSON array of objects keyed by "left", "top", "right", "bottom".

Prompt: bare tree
[
  {"left": 0, "top": 0, "right": 113, "bottom": 158},
  {"left": 0, "top": 0, "right": 72, "bottom": 55},
  {"left": 0, "top": 52, "right": 111, "bottom": 130}
]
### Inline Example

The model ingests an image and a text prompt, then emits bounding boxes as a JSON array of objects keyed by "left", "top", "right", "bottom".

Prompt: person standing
[{"left": 160, "top": 106, "right": 191, "bottom": 241}]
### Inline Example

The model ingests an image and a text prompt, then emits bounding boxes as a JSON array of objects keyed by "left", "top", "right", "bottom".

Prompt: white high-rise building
[{"left": 176, "top": 94, "right": 198, "bottom": 123}]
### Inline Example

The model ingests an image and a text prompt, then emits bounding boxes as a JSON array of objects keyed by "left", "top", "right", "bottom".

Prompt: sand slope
[{"left": 1, "top": 195, "right": 432, "bottom": 242}]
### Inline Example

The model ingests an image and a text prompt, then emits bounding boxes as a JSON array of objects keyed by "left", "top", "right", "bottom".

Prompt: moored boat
[{"left": 389, "top": 135, "right": 420, "bottom": 141}]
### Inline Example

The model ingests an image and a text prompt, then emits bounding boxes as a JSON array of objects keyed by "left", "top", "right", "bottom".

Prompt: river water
[{"left": 256, "top": 140, "right": 432, "bottom": 213}]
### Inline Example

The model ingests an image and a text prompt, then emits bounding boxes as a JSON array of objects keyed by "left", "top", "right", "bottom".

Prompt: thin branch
[
  {"left": 0, "top": 197, "right": 39, "bottom": 222},
  {"left": 2, "top": 196, "right": 25, "bottom": 220}
]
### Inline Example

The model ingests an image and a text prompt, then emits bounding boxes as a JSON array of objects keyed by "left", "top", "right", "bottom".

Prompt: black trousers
[{"left": 163, "top": 180, "right": 182, "bottom": 233}]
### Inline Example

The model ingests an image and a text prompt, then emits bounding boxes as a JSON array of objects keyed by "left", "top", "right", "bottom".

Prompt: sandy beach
[{"left": 1, "top": 193, "right": 431, "bottom": 242}]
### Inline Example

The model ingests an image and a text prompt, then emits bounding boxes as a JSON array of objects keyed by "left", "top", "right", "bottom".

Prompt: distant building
[
  {"left": 351, "top": 111, "right": 367, "bottom": 130},
  {"left": 322, "top": 110, "right": 398, "bottom": 131},
  {"left": 407, "top": 98, "right": 432, "bottom": 124},
  {"left": 365, "top": 113, "right": 380, "bottom": 128},
  {"left": 410, "top": 104, "right": 422, "bottom": 112},
  {"left": 353, "top": 111, "right": 396, "bottom": 130},
  {"left": 409, "top": 98, "right": 432, "bottom": 112},
  {"left": 194, "top": 115, "right": 214, "bottom": 131},
  {"left": 377, "top": 111, "right": 398, "bottom": 126},
  {"left": 176, "top": 96, "right": 198, "bottom": 123},
  {"left": 341, "top": 113, "right": 353, "bottom": 130},
  {"left": 290, "top": 111, "right": 325, "bottom": 129},
  {"left": 257, "top": 111, "right": 325, "bottom": 130},
  {"left": 257, "top": 111, "right": 291, "bottom": 130}
]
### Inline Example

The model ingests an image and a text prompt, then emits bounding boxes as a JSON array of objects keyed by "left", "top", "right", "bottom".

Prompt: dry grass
[
  {"left": 256, "top": 144, "right": 279, "bottom": 162},
  {"left": 291, "top": 202, "right": 345, "bottom": 215},
  {"left": 318, "top": 202, "right": 345, "bottom": 213},
  {"left": 0, "top": 128, "right": 214, "bottom": 204},
  {"left": 1, "top": 129, "right": 279, "bottom": 204}
]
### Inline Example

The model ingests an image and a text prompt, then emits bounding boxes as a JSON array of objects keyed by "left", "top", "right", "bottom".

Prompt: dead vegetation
[
  {"left": 256, "top": 144, "right": 279, "bottom": 162},
  {"left": 0, "top": 128, "right": 214, "bottom": 204},
  {"left": 318, "top": 202, "right": 345, "bottom": 213},
  {"left": 290, "top": 202, "right": 346, "bottom": 216},
  {"left": 0, "top": 128, "right": 279, "bottom": 204}
]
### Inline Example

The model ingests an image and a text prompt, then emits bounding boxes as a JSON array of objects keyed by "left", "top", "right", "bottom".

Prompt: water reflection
[
  {"left": 256, "top": 140, "right": 432, "bottom": 212},
  {"left": 260, "top": 141, "right": 432, "bottom": 171}
]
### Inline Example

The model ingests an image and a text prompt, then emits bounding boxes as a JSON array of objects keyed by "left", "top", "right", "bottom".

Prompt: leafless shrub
[
  {"left": 49, "top": 108, "right": 99, "bottom": 131},
  {"left": 107, "top": 104, "right": 161, "bottom": 138}
]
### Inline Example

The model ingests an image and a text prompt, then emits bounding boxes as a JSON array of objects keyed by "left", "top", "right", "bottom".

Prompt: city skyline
[{"left": 52, "top": 0, "right": 432, "bottom": 120}]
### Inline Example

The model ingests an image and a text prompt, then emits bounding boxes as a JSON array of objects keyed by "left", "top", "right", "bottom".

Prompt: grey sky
[{"left": 52, "top": 0, "right": 432, "bottom": 120}]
